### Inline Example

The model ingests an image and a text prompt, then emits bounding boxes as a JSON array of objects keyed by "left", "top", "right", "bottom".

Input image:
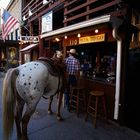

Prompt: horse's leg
[
  {"left": 56, "top": 91, "right": 63, "bottom": 120},
  {"left": 15, "top": 94, "right": 25, "bottom": 140},
  {"left": 21, "top": 105, "right": 36, "bottom": 140},
  {"left": 48, "top": 95, "right": 53, "bottom": 114}
]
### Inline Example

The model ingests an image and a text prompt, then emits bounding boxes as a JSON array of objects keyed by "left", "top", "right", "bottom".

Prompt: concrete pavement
[{"left": 0, "top": 77, "right": 140, "bottom": 140}]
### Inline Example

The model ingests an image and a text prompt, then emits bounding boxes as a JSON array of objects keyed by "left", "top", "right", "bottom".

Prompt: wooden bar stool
[
  {"left": 85, "top": 90, "right": 107, "bottom": 128},
  {"left": 69, "top": 86, "right": 86, "bottom": 117}
]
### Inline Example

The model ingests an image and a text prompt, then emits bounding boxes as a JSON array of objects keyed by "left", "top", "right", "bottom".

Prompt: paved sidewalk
[
  {"left": 12, "top": 98, "right": 140, "bottom": 140},
  {"left": 0, "top": 77, "right": 140, "bottom": 140}
]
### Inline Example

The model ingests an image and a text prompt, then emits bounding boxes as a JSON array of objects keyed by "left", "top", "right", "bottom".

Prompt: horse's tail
[{"left": 2, "top": 68, "right": 18, "bottom": 140}]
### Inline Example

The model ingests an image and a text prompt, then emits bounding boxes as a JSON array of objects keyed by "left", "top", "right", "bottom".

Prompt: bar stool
[
  {"left": 69, "top": 86, "right": 86, "bottom": 117},
  {"left": 85, "top": 90, "right": 107, "bottom": 128}
]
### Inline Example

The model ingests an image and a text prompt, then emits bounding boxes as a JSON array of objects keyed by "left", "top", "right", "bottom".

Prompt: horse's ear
[{"left": 52, "top": 53, "right": 57, "bottom": 58}]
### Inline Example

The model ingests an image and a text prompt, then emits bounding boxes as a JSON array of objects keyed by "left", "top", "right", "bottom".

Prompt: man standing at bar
[{"left": 64, "top": 49, "right": 80, "bottom": 111}]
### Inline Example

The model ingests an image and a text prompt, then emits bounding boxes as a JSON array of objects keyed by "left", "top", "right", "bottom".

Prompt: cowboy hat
[{"left": 67, "top": 49, "right": 78, "bottom": 55}]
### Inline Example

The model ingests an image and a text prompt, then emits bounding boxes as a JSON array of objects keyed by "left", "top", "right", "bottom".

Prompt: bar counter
[{"left": 79, "top": 76, "right": 115, "bottom": 120}]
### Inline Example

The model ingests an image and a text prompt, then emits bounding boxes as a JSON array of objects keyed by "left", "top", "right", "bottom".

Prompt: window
[
  {"left": 15, "top": 29, "right": 19, "bottom": 40},
  {"left": 11, "top": 32, "right": 13, "bottom": 40}
]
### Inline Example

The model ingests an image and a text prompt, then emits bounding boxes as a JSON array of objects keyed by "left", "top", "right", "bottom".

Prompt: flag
[{"left": 1, "top": 9, "right": 18, "bottom": 41}]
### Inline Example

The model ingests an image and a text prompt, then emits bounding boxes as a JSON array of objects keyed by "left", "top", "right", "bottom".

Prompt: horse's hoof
[
  {"left": 48, "top": 110, "right": 53, "bottom": 115},
  {"left": 57, "top": 115, "right": 63, "bottom": 121}
]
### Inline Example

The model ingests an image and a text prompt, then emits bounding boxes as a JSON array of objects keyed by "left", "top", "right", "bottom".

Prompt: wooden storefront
[
  {"left": 62, "top": 24, "right": 116, "bottom": 120},
  {"left": 40, "top": 14, "right": 125, "bottom": 121}
]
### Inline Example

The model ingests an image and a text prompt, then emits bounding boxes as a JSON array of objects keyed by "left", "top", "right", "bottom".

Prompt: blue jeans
[{"left": 64, "top": 75, "right": 77, "bottom": 109}]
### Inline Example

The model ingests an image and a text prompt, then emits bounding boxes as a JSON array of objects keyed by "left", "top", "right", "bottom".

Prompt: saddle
[{"left": 37, "top": 57, "right": 64, "bottom": 77}]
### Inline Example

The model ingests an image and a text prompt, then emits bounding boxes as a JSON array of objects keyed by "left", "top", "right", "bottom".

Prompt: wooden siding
[
  {"left": 64, "top": 0, "right": 127, "bottom": 26},
  {"left": 22, "top": 0, "right": 127, "bottom": 27}
]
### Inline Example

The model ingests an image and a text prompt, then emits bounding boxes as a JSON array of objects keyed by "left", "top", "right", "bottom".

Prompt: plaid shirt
[{"left": 65, "top": 56, "right": 80, "bottom": 75}]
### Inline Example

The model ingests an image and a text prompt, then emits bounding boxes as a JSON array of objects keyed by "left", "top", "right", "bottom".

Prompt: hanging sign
[{"left": 18, "top": 36, "right": 39, "bottom": 43}]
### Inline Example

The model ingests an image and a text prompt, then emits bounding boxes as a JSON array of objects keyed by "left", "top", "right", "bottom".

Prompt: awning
[
  {"left": 40, "top": 15, "right": 111, "bottom": 39},
  {"left": 20, "top": 43, "right": 38, "bottom": 52}
]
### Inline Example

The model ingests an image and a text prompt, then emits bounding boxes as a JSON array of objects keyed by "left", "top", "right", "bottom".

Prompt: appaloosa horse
[{"left": 2, "top": 51, "right": 64, "bottom": 140}]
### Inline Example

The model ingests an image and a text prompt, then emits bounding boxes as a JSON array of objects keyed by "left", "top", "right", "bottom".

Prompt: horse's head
[{"left": 53, "top": 50, "right": 63, "bottom": 60}]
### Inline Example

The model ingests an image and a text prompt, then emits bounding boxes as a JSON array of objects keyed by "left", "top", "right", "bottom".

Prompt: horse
[{"left": 2, "top": 51, "right": 65, "bottom": 140}]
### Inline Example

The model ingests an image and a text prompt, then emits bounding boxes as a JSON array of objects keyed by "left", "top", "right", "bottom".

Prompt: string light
[
  {"left": 95, "top": 29, "right": 98, "bottom": 33},
  {"left": 77, "top": 33, "right": 81, "bottom": 38},
  {"left": 55, "top": 37, "right": 60, "bottom": 42}
]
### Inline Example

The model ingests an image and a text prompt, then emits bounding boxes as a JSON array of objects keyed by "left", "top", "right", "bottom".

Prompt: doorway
[{"left": 124, "top": 47, "right": 140, "bottom": 133}]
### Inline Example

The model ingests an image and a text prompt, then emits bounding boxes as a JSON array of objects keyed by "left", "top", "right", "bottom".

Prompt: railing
[
  {"left": 63, "top": 0, "right": 125, "bottom": 26},
  {"left": 22, "top": 0, "right": 65, "bottom": 22}
]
